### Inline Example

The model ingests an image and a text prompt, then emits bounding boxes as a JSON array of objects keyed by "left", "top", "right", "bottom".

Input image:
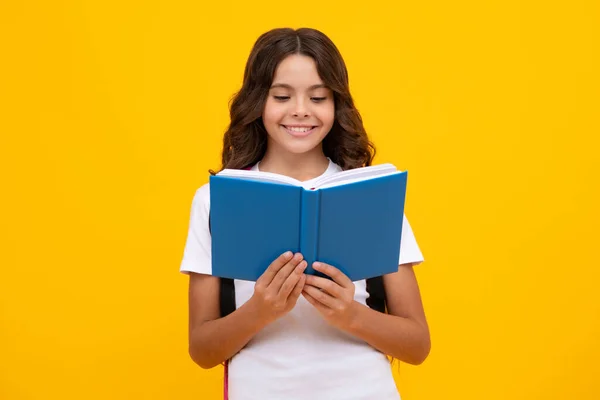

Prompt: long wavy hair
[{"left": 211, "top": 27, "right": 375, "bottom": 174}]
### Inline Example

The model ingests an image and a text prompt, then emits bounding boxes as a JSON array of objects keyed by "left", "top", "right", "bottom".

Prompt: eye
[
  {"left": 273, "top": 96, "right": 290, "bottom": 101},
  {"left": 311, "top": 97, "right": 327, "bottom": 102}
]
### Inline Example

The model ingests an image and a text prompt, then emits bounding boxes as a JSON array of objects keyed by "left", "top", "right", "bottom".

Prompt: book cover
[{"left": 209, "top": 165, "right": 407, "bottom": 282}]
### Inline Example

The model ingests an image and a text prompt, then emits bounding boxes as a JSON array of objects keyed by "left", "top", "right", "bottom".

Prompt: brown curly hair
[{"left": 211, "top": 27, "right": 375, "bottom": 174}]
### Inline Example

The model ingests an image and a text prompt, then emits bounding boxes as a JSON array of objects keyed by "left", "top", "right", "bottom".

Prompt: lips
[{"left": 282, "top": 125, "right": 317, "bottom": 137}]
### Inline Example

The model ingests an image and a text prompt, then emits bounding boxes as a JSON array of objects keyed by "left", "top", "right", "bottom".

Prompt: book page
[
  {"left": 217, "top": 163, "right": 401, "bottom": 188},
  {"left": 217, "top": 169, "right": 302, "bottom": 186},
  {"left": 317, "top": 170, "right": 403, "bottom": 189},
  {"left": 314, "top": 163, "right": 399, "bottom": 189}
]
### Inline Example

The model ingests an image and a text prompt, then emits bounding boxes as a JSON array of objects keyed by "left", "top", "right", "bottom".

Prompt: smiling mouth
[{"left": 282, "top": 125, "right": 318, "bottom": 137}]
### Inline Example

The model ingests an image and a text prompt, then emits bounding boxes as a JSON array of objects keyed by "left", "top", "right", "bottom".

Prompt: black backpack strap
[
  {"left": 220, "top": 278, "right": 236, "bottom": 317},
  {"left": 365, "top": 276, "right": 386, "bottom": 313},
  {"left": 209, "top": 212, "right": 237, "bottom": 317}
]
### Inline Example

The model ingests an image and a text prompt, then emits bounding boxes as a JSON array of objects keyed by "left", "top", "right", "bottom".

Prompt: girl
[{"left": 180, "top": 27, "right": 430, "bottom": 400}]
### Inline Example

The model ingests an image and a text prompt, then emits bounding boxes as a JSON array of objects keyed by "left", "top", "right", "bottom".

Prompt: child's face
[{"left": 262, "top": 54, "right": 335, "bottom": 158}]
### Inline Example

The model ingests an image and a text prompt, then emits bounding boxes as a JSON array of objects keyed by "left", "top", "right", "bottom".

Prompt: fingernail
[
  {"left": 297, "top": 261, "right": 307, "bottom": 271},
  {"left": 283, "top": 251, "right": 293, "bottom": 258},
  {"left": 313, "top": 262, "right": 321, "bottom": 268}
]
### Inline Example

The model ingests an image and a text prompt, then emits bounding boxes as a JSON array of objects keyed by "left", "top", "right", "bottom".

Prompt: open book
[{"left": 209, "top": 164, "right": 407, "bottom": 281}]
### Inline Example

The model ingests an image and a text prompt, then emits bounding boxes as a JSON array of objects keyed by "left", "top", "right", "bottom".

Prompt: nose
[{"left": 292, "top": 98, "right": 309, "bottom": 117}]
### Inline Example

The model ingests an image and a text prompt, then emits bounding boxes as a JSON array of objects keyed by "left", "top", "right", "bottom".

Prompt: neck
[{"left": 259, "top": 145, "right": 330, "bottom": 182}]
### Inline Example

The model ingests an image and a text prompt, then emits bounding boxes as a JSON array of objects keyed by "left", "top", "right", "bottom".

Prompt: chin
[{"left": 279, "top": 141, "right": 323, "bottom": 155}]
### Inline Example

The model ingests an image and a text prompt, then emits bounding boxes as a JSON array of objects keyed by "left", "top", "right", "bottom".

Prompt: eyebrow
[{"left": 269, "top": 83, "right": 327, "bottom": 90}]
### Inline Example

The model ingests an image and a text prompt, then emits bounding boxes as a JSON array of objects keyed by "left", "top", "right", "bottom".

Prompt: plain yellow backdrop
[{"left": 1, "top": 1, "right": 599, "bottom": 399}]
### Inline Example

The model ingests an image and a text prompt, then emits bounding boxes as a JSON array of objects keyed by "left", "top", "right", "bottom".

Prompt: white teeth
[{"left": 286, "top": 126, "right": 313, "bottom": 132}]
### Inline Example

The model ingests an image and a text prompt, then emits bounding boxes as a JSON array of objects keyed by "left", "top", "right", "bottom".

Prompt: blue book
[{"left": 209, "top": 164, "right": 407, "bottom": 282}]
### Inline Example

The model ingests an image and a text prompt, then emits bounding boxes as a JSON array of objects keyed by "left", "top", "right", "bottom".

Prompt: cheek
[
  {"left": 318, "top": 103, "right": 335, "bottom": 128},
  {"left": 262, "top": 101, "right": 285, "bottom": 126}
]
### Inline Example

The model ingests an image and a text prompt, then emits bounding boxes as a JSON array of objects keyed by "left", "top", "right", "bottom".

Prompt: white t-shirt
[{"left": 180, "top": 159, "right": 424, "bottom": 400}]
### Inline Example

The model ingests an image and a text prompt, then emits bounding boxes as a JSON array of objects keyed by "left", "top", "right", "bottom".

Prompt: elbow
[
  {"left": 399, "top": 327, "right": 431, "bottom": 366},
  {"left": 409, "top": 331, "right": 431, "bottom": 365},
  {"left": 410, "top": 337, "right": 431, "bottom": 365},
  {"left": 188, "top": 343, "right": 221, "bottom": 370}
]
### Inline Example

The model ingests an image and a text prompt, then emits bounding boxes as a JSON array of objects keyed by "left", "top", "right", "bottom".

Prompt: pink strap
[{"left": 224, "top": 360, "right": 229, "bottom": 399}]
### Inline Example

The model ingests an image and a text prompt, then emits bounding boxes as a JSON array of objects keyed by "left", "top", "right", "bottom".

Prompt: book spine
[{"left": 299, "top": 189, "right": 321, "bottom": 275}]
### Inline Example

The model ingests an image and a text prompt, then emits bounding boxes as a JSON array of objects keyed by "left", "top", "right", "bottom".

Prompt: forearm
[
  {"left": 189, "top": 298, "right": 268, "bottom": 369},
  {"left": 345, "top": 302, "right": 430, "bottom": 365}
]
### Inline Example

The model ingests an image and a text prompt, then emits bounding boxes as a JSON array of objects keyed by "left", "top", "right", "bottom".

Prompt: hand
[
  {"left": 249, "top": 251, "right": 307, "bottom": 325},
  {"left": 302, "top": 262, "right": 358, "bottom": 331}
]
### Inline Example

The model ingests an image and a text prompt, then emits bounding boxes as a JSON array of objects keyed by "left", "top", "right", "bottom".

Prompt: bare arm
[
  {"left": 188, "top": 273, "right": 265, "bottom": 369},
  {"left": 302, "top": 262, "right": 430, "bottom": 365},
  {"left": 344, "top": 264, "right": 431, "bottom": 364},
  {"left": 188, "top": 252, "right": 307, "bottom": 369}
]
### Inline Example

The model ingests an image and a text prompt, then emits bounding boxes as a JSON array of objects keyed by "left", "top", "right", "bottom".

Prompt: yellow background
[{"left": 1, "top": 1, "right": 599, "bottom": 399}]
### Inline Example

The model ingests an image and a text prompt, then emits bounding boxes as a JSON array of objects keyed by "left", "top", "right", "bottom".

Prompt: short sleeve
[
  {"left": 398, "top": 214, "right": 424, "bottom": 266},
  {"left": 179, "top": 184, "right": 212, "bottom": 275}
]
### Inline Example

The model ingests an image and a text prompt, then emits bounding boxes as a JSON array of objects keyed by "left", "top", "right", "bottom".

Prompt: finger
[
  {"left": 313, "top": 262, "right": 353, "bottom": 288},
  {"left": 288, "top": 273, "right": 306, "bottom": 303},
  {"left": 302, "top": 284, "right": 337, "bottom": 309},
  {"left": 257, "top": 251, "right": 293, "bottom": 286},
  {"left": 270, "top": 253, "right": 303, "bottom": 290},
  {"left": 302, "top": 289, "right": 330, "bottom": 312},
  {"left": 304, "top": 275, "right": 343, "bottom": 298},
  {"left": 278, "top": 260, "right": 307, "bottom": 299}
]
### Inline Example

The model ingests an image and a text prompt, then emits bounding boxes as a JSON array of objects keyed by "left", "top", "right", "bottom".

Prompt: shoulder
[
  {"left": 195, "top": 182, "right": 211, "bottom": 199},
  {"left": 190, "top": 183, "right": 211, "bottom": 214}
]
